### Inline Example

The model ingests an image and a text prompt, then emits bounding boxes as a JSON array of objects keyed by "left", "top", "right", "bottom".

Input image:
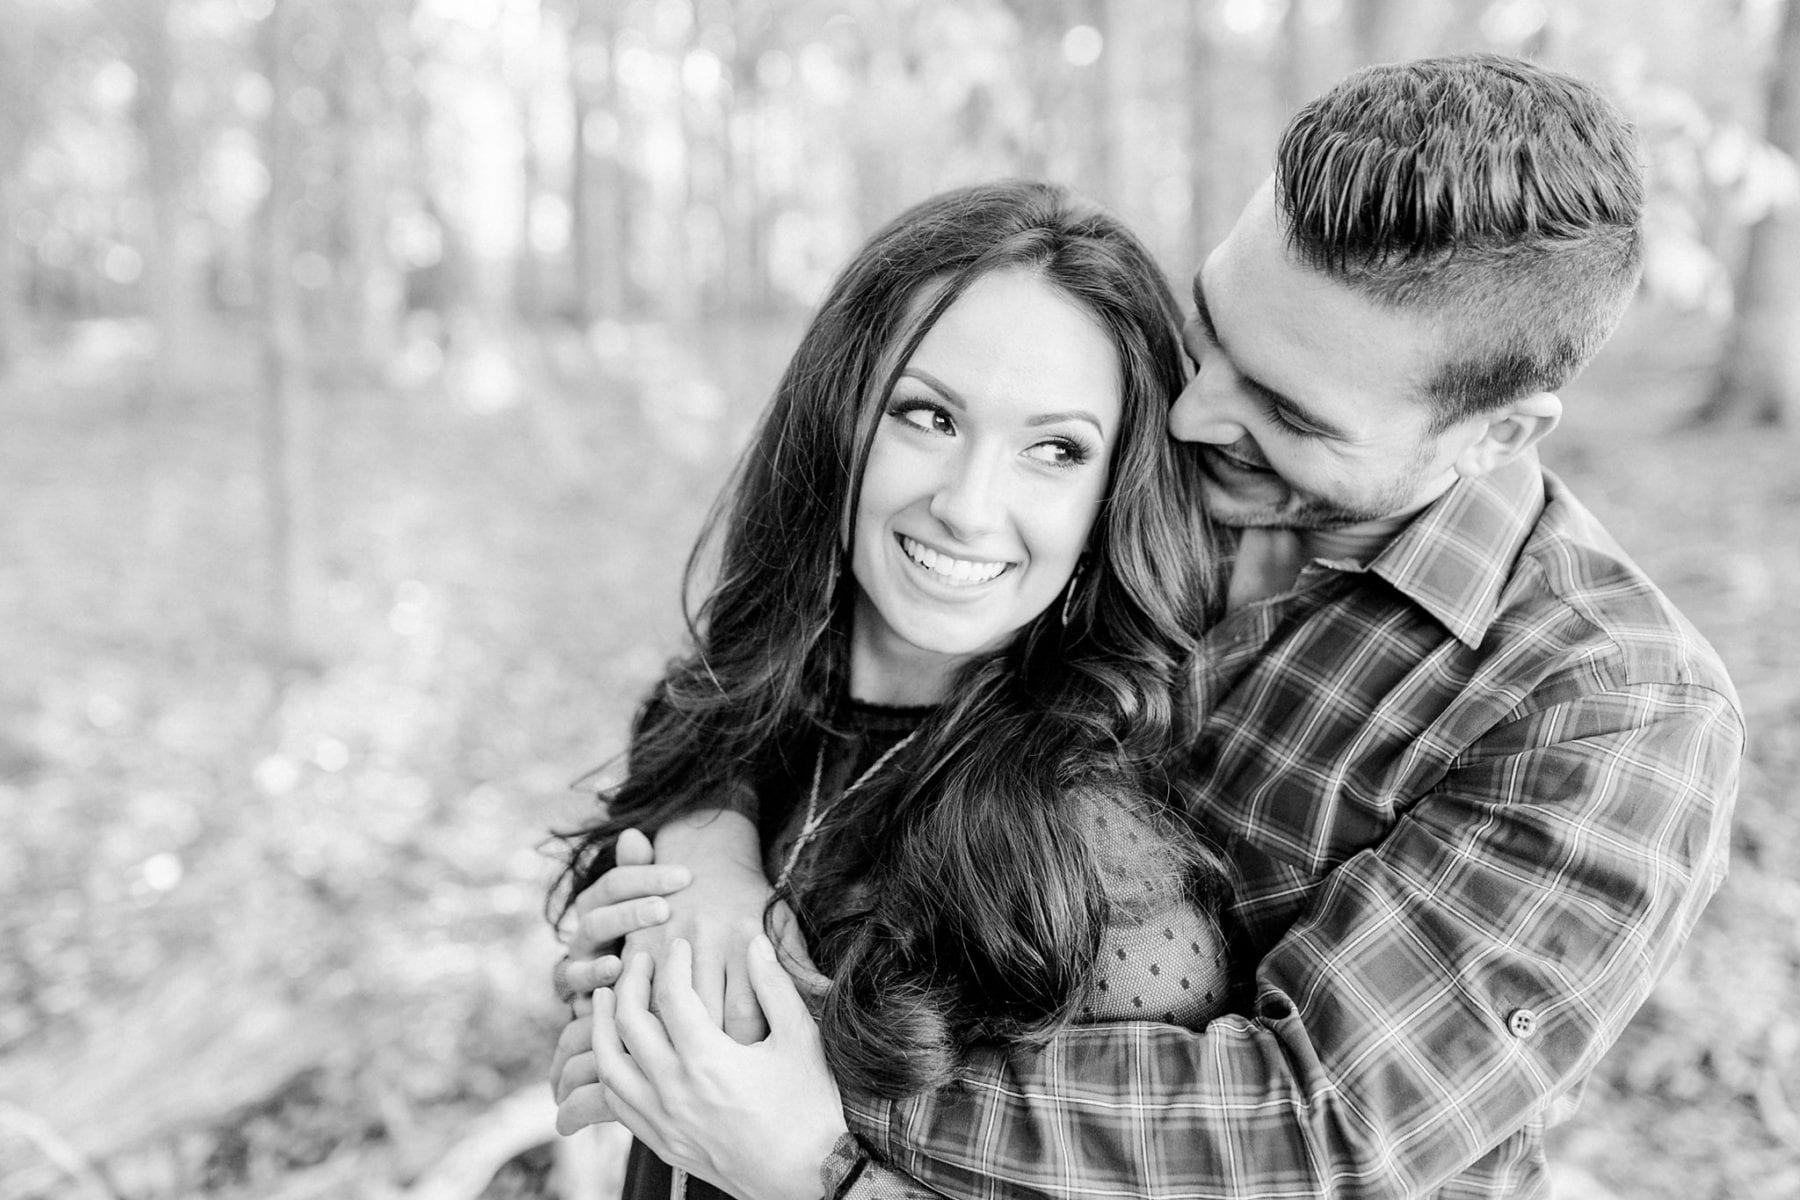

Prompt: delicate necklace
[{"left": 775, "top": 726, "right": 922, "bottom": 890}]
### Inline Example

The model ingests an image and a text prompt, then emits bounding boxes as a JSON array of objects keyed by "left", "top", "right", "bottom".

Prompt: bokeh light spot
[{"left": 1062, "top": 25, "right": 1103, "bottom": 67}]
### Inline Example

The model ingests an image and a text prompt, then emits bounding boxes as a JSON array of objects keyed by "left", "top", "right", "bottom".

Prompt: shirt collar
[{"left": 1361, "top": 451, "right": 1546, "bottom": 650}]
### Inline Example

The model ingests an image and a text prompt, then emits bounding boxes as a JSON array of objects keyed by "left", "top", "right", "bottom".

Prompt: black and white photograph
[{"left": 1, "top": 2, "right": 1794, "bottom": 1198}]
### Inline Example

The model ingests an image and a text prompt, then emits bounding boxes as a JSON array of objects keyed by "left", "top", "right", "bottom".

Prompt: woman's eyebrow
[
  {"left": 1026, "top": 410, "right": 1107, "bottom": 436},
  {"left": 899, "top": 368, "right": 965, "bottom": 408},
  {"left": 905, "top": 369, "right": 1106, "bottom": 436}
]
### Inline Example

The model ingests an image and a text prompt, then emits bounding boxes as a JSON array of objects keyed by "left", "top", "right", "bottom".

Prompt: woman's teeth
[{"left": 901, "top": 536, "right": 1008, "bottom": 584}]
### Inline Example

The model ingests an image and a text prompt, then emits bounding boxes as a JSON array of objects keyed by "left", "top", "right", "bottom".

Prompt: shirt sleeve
[
  {"left": 847, "top": 681, "right": 1742, "bottom": 1199},
  {"left": 822, "top": 1132, "right": 956, "bottom": 1200}
]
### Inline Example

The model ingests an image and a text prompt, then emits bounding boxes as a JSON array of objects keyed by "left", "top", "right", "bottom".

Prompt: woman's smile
[{"left": 897, "top": 534, "right": 1014, "bottom": 587}]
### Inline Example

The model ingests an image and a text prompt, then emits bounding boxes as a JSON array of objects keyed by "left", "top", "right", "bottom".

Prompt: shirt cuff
[{"left": 820, "top": 1132, "right": 869, "bottom": 1200}]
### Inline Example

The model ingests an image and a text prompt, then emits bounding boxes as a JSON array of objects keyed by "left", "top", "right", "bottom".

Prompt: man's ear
[{"left": 1454, "top": 392, "right": 1562, "bottom": 478}]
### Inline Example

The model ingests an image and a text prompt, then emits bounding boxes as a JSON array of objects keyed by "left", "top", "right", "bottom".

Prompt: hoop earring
[{"left": 1060, "top": 555, "right": 1088, "bottom": 629}]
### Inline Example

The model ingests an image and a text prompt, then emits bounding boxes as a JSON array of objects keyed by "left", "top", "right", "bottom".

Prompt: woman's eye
[
  {"left": 890, "top": 400, "right": 953, "bottom": 435},
  {"left": 1023, "top": 438, "right": 1091, "bottom": 468}
]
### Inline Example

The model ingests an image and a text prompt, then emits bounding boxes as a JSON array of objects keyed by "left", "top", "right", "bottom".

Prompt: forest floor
[{"left": 0, "top": 299, "right": 1795, "bottom": 1200}]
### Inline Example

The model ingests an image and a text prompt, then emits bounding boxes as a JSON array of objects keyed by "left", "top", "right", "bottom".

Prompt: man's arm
[{"left": 849, "top": 683, "right": 1742, "bottom": 1200}]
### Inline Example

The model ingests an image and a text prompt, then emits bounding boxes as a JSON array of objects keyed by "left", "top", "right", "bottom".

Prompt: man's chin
[
  {"left": 1201, "top": 486, "right": 1377, "bottom": 534},
  {"left": 1199, "top": 476, "right": 1289, "bottom": 528}
]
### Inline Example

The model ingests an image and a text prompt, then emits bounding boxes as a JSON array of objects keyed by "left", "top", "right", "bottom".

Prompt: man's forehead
[{"left": 1187, "top": 242, "right": 1452, "bottom": 443}]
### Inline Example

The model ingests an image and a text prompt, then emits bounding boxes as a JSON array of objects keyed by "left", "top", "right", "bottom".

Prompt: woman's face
[{"left": 849, "top": 268, "right": 1124, "bottom": 704}]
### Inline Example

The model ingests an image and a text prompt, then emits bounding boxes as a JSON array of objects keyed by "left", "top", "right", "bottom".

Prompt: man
[{"left": 553, "top": 53, "right": 1741, "bottom": 1198}]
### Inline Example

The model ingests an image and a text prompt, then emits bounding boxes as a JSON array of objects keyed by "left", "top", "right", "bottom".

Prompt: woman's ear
[{"left": 1453, "top": 392, "right": 1563, "bottom": 478}]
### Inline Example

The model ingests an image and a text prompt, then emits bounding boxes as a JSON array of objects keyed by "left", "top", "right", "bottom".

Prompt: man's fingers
[
  {"left": 563, "top": 955, "right": 622, "bottom": 996},
  {"left": 655, "top": 938, "right": 739, "bottom": 1058},
  {"left": 579, "top": 895, "right": 673, "bottom": 948},
  {"left": 611, "top": 953, "right": 683, "bottom": 1081},
  {"left": 554, "top": 1082, "right": 617, "bottom": 1136},
  {"left": 574, "top": 865, "right": 693, "bottom": 915},
  {"left": 589, "top": 986, "right": 661, "bottom": 1122},
  {"left": 686, "top": 930, "right": 728, "bottom": 1030},
  {"left": 555, "top": 1049, "right": 598, "bottom": 1105},
  {"left": 721, "top": 963, "right": 770, "bottom": 1045},
  {"left": 616, "top": 827, "right": 654, "bottom": 866},
  {"left": 551, "top": 1014, "right": 594, "bottom": 1097},
  {"left": 746, "top": 933, "right": 816, "bottom": 1038}
]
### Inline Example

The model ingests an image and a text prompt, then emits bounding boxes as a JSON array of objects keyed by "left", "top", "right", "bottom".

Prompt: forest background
[{"left": 2, "top": 0, "right": 1798, "bottom": 1198}]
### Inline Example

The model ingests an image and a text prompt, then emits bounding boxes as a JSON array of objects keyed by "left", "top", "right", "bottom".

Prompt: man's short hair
[{"left": 1276, "top": 54, "right": 1644, "bottom": 428}]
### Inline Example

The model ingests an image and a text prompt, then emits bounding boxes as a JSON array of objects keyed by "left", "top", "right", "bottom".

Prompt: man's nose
[{"left": 1168, "top": 368, "right": 1247, "bottom": 446}]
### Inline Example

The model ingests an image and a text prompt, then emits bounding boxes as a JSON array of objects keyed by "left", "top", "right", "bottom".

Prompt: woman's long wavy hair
[{"left": 550, "top": 179, "right": 1223, "bottom": 1097}]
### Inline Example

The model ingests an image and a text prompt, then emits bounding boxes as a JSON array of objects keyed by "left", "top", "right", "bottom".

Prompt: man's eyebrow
[{"left": 1190, "top": 274, "right": 1355, "bottom": 441}]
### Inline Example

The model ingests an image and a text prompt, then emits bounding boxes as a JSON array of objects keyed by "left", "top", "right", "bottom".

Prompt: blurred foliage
[{"left": 1, "top": 0, "right": 1797, "bottom": 1198}]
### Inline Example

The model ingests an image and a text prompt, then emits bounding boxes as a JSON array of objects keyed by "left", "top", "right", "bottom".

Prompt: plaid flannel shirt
[{"left": 825, "top": 453, "right": 1742, "bottom": 1200}]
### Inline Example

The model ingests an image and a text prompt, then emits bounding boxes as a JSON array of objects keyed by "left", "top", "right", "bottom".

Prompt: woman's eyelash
[
  {"left": 887, "top": 397, "right": 951, "bottom": 428},
  {"left": 886, "top": 397, "right": 1096, "bottom": 465}
]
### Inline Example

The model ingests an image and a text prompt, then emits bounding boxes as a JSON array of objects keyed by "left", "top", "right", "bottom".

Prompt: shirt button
[{"left": 1506, "top": 1008, "right": 1539, "bottom": 1039}]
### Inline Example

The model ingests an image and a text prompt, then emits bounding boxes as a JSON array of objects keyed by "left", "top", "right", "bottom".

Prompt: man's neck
[
  {"left": 1224, "top": 513, "right": 1415, "bottom": 613},
  {"left": 1298, "top": 513, "right": 1414, "bottom": 565}
]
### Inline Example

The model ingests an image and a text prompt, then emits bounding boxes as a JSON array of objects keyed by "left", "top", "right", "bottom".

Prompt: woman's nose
[{"left": 928, "top": 451, "right": 1005, "bottom": 540}]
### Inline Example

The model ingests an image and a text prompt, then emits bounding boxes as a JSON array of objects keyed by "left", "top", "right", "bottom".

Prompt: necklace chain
[{"left": 775, "top": 726, "right": 922, "bottom": 891}]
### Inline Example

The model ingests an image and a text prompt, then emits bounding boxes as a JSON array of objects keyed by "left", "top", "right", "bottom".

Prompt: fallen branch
[
  {"left": 0, "top": 1102, "right": 118, "bottom": 1200},
  {"left": 552, "top": 1123, "right": 632, "bottom": 1200},
  {"left": 0, "top": 969, "right": 358, "bottom": 1167},
  {"left": 403, "top": 1085, "right": 557, "bottom": 1200}
]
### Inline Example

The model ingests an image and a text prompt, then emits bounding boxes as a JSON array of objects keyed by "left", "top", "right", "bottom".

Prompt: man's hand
[
  {"left": 553, "top": 827, "right": 684, "bottom": 1131},
  {"left": 564, "top": 828, "right": 690, "bottom": 1003},
  {"left": 593, "top": 937, "right": 847, "bottom": 1200}
]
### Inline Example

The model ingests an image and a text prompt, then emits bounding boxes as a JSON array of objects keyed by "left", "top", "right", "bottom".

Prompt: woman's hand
[
  {"left": 593, "top": 935, "right": 848, "bottom": 1200},
  {"left": 573, "top": 812, "right": 827, "bottom": 1041},
  {"left": 551, "top": 823, "right": 827, "bottom": 1137},
  {"left": 633, "top": 810, "right": 784, "bottom": 1043}
]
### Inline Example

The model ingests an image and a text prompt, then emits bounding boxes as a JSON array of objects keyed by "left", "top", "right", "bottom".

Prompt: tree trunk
[
  {"left": 331, "top": 0, "right": 397, "bottom": 380},
  {"left": 517, "top": 20, "right": 544, "bottom": 324},
  {"left": 1185, "top": 4, "right": 1235, "bottom": 269},
  {"left": 128, "top": 0, "right": 202, "bottom": 408},
  {"left": 1697, "top": 0, "right": 1800, "bottom": 427},
  {"left": 0, "top": 20, "right": 38, "bottom": 372},
  {"left": 569, "top": 0, "right": 631, "bottom": 323},
  {"left": 0, "top": 183, "right": 24, "bottom": 371},
  {"left": 258, "top": 0, "right": 316, "bottom": 669}
]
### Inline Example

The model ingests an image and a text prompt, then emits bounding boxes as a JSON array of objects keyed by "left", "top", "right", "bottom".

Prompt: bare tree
[
  {"left": 0, "top": 12, "right": 66, "bottom": 371},
  {"left": 257, "top": 0, "right": 317, "bottom": 669},
  {"left": 567, "top": 0, "right": 634, "bottom": 323},
  {"left": 121, "top": 0, "right": 203, "bottom": 407},
  {"left": 1697, "top": 0, "right": 1800, "bottom": 427}
]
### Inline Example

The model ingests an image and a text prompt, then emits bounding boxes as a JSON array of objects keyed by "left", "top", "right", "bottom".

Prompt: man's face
[{"left": 1168, "top": 181, "right": 1485, "bottom": 533}]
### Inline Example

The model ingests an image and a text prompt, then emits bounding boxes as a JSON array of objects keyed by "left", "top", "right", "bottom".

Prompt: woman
[{"left": 549, "top": 180, "right": 1232, "bottom": 1199}]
